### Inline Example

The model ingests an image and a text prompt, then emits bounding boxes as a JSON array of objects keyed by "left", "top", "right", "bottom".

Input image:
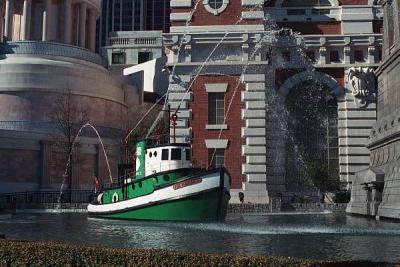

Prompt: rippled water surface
[{"left": 1, "top": 212, "right": 400, "bottom": 262}]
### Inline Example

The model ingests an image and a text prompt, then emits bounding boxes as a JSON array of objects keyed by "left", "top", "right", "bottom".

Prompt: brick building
[{"left": 165, "top": 0, "right": 383, "bottom": 203}]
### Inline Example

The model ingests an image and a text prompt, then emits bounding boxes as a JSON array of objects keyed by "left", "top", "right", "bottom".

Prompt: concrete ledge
[
  {"left": 206, "top": 124, "right": 228, "bottom": 130},
  {"left": 205, "top": 83, "right": 228, "bottom": 93},
  {"left": 242, "top": 91, "right": 266, "bottom": 101},
  {"left": 241, "top": 74, "right": 265, "bottom": 82},
  {"left": 170, "top": 12, "right": 191, "bottom": 22},
  {"left": 170, "top": 0, "right": 192, "bottom": 7},
  {"left": 241, "top": 11, "right": 264, "bottom": 20},
  {"left": 205, "top": 139, "right": 229, "bottom": 149},
  {"left": 246, "top": 119, "right": 266, "bottom": 127},
  {"left": 242, "top": 109, "right": 266, "bottom": 119},
  {"left": 241, "top": 0, "right": 264, "bottom": 6},
  {"left": 246, "top": 137, "right": 266, "bottom": 145},
  {"left": 242, "top": 127, "right": 266, "bottom": 137}
]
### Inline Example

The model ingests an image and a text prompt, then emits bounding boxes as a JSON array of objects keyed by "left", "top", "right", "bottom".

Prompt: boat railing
[{"left": 101, "top": 172, "right": 136, "bottom": 189}]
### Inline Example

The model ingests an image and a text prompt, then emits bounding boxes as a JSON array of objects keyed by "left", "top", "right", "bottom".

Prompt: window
[
  {"left": 162, "top": 149, "right": 169, "bottom": 160},
  {"left": 208, "top": 93, "right": 225, "bottom": 125},
  {"left": 203, "top": 0, "right": 229, "bottom": 15},
  {"left": 208, "top": 149, "right": 224, "bottom": 168},
  {"left": 287, "top": 9, "right": 306, "bottom": 15},
  {"left": 138, "top": 52, "right": 152, "bottom": 64},
  {"left": 171, "top": 148, "right": 181, "bottom": 160},
  {"left": 330, "top": 50, "right": 340, "bottom": 63},
  {"left": 209, "top": 0, "right": 223, "bottom": 9},
  {"left": 112, "top": 52, "right": 125, "bottom": 65},
  {"left": 311, "top": 9, "right": 331, "bottom": 15},
  {"left": 354, "top": 50, "right": 364, "bottom": 62}
]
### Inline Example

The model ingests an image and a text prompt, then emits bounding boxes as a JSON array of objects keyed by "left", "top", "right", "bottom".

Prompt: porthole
[
  {"left": 112, "top": 192, "right": 119, "bottom": 203},
  {"left": 154, "top": 151, "right": 157, "bottom": 157},
  {"left": 163, "top": 175, "right": 170, "bottom": 182},
  {"left": 139, "top": 182, "right": 143, "bottom": 188},
  {"left": 149, "top": 152, "right": 153, "bottom": 158}
]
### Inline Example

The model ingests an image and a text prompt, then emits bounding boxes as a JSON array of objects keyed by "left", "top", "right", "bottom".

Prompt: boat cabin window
[
  {"left": 185, "top": 149, "right": 191, "bottom": 161},
  {"left": 171, "top": 148, "right": 181, "bottom": 160},
  {"left": 162, "top": 149, "right": 169, "bottom": 160}
]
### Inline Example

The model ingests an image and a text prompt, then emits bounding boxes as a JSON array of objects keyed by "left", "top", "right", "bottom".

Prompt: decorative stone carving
[{"left": 347, "top": 67, "right": 376, "bottom": 107}]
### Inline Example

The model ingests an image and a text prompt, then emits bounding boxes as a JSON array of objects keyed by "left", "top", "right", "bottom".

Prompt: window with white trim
[
  {"left": 208, "top": 149, "right": 224, "bottom": 168},
  {"left": 209, "top": 0, "right": 223, "bottom": 9},
  {"left": 203, "top": 0, "right": 229, "bottom": 15},
  {"left": 208, "top": 93, "right": 225, "bottom": 125}
]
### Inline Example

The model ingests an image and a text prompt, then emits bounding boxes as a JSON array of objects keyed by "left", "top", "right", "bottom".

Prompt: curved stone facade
[
  {"left": 0, "top": 41, "right": 128, "bottom": 193},
  {"left": 0, "top": 0, "right": 100, "bottom": 51},
  {"left": 0, "top": 0, "right": 135, "bottom": 193}
]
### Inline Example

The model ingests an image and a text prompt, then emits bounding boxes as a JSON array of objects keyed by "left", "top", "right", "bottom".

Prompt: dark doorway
[{"left": 284, "top": 80, "right": 339, "bottom": 193}]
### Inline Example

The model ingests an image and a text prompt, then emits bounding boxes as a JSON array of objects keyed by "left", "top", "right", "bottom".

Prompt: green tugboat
[{"left": 87, "top": 139, "right": 231, "bottom": 221}]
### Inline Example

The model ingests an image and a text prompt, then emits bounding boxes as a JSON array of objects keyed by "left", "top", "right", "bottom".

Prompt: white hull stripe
[{"left": 88, "top": 171, "right": 230, "bottom": 214}]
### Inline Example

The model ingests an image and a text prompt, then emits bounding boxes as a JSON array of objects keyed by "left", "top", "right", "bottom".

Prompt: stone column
[
  {"left": 88, "top": 9, "right": 97, "bottom": 51},
  {"left": 64, "top": 0, "right": 72, "bottom": 44},
  {"left": 4, "top": 0, "right": 13, "bottom": 40},
  {"left": 21, "top": 0, "right": 32, "bottom": 40},
  {"left": 42, "top": 0, "right": 51, "bottom": 41},
  {"left": 79, "top": 2, "right": 87, "bottom": 48}
]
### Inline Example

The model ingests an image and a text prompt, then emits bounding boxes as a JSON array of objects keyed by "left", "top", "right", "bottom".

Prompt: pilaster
[
  {"left": 239, "top": 72, "right": 269, "bottom": 204},
  {"left": 168, "top": 75, "right": 192, "bottom": 143}
]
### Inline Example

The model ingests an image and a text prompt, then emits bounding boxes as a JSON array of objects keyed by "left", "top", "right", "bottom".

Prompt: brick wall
[
  {"left": 171, "top": 0, "right": 263, "bottom": 27},
  {"left": 277, "top": 22, "right": 342, "bottom": 35},
  {"left": 189, "top": 75, "right": 245, "bottom": 189}
]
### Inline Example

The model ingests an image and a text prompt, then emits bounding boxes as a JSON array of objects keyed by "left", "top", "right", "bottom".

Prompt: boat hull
[{"left": 88, "top": 168, "right": 230, "bottom": 222}]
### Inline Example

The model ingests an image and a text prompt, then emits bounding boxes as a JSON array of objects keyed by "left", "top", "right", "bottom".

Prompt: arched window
[{"left": 281, "top": 0, "right": 332, "bottom": 7}]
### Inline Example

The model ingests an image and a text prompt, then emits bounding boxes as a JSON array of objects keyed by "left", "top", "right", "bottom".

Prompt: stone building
[
  {"left": 0, "top": 0, "right": 142, "bottom": 193},
  {"left": 165, "top": 0, "right": 382, "bottom": 203},
  {"left": 347, "top": 0, "right": 400, "bottom": 220},
  {"left": 97, "top": 0, "right": 170, "bottom": 50}
]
